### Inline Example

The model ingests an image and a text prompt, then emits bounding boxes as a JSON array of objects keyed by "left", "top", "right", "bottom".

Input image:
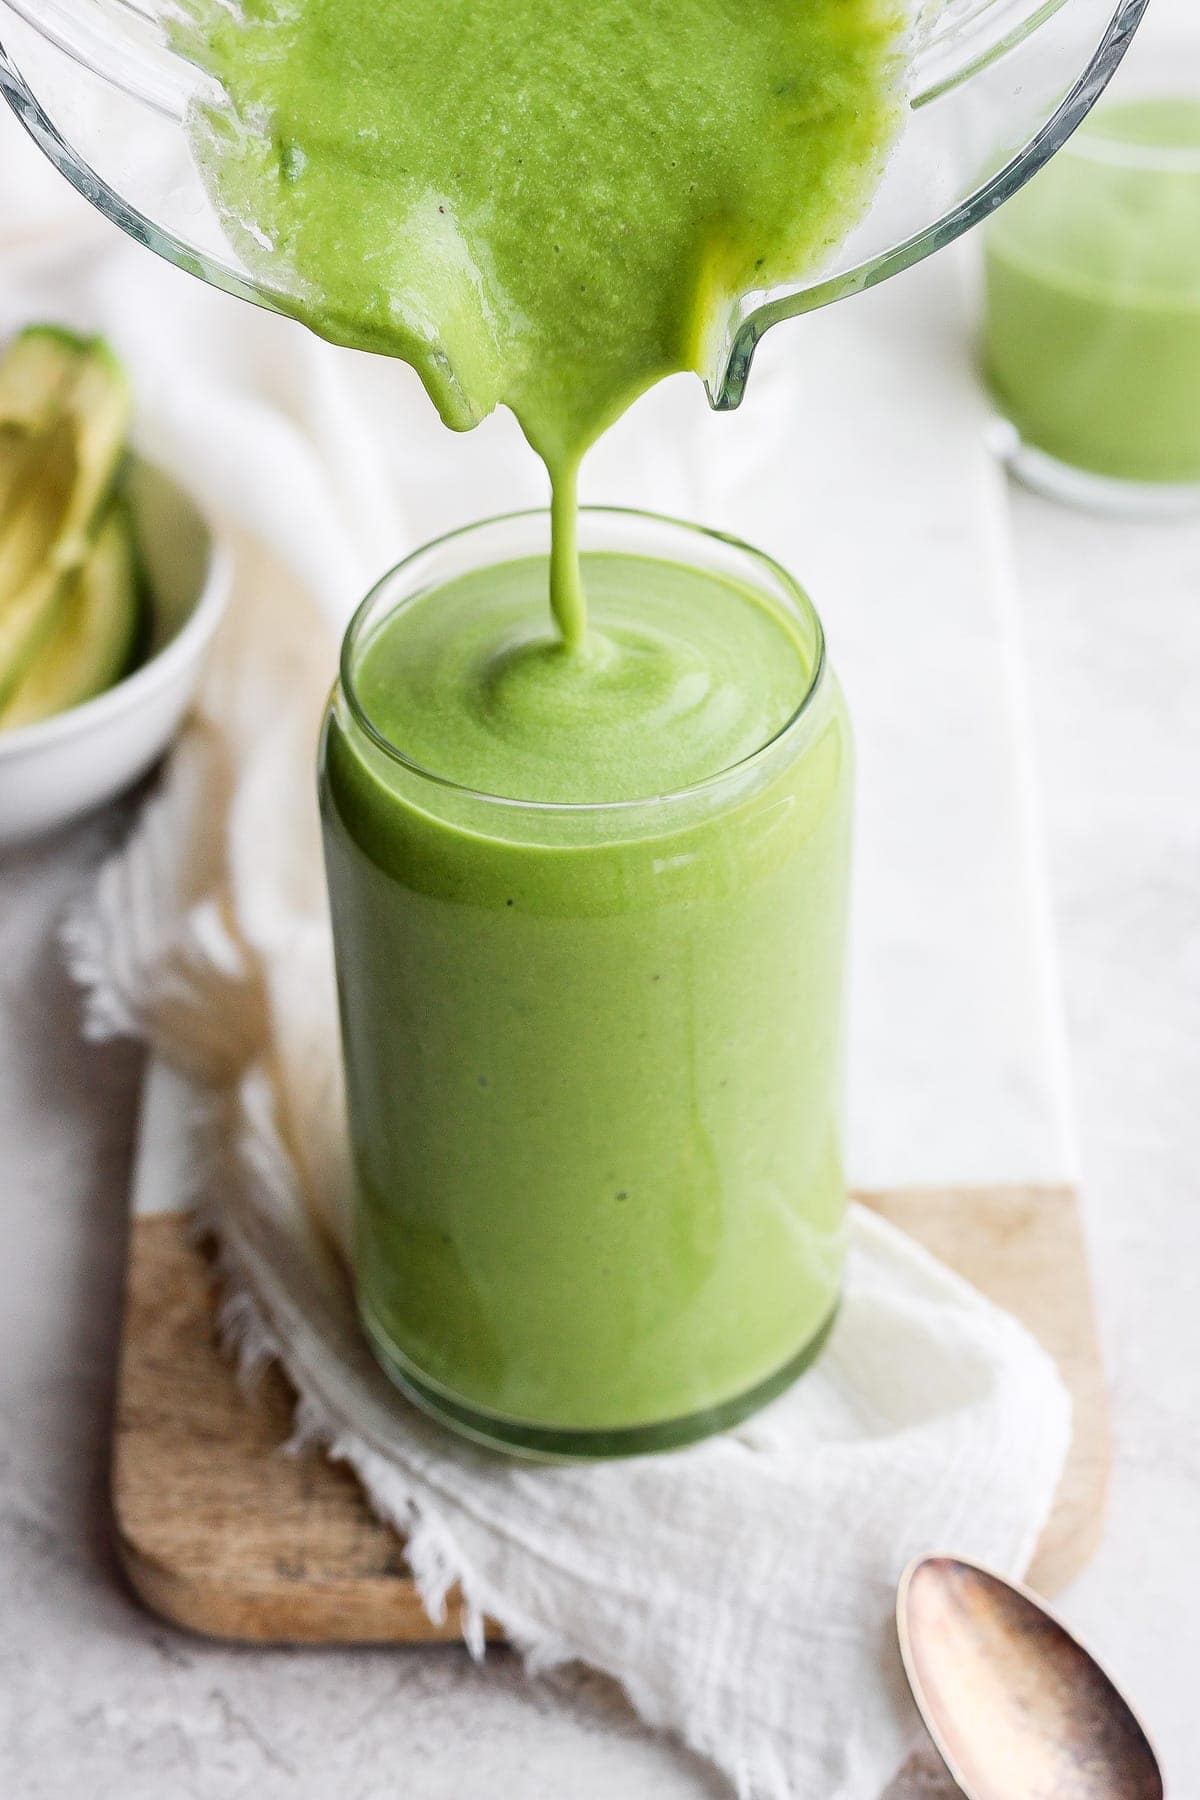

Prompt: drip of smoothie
[{"left": 178, "top": 0, "right": 909, "bottom": 636}]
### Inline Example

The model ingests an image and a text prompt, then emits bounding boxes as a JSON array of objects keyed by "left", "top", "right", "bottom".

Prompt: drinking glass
[
  {"left": 985, "top": 21, "right": 1200, "bottom": 511},
  {"left": 318, "top": 510, "right": 853, "bottom": 1457}
]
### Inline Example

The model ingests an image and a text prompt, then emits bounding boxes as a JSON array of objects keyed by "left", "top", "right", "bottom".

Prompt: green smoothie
[
  {"left": 320, "top": 517, "right": 852, "bottom": 1450},
  {"left": 985, "top": 97, "right": 1200, "bottom": 485},
  {"left": 179, "top": 0, "right": 908, "bottom": 635},
  {"left": 177, "top": 0, "right": 885, "bottom": 1448}
]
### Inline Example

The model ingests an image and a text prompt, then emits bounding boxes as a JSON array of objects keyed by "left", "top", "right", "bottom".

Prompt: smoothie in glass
[
  {"left": 985, "top": 93, "right": 1200, "bottom": 498},
  {"left": 319, "top": 512, "right": 853, "bottom": 1455}
]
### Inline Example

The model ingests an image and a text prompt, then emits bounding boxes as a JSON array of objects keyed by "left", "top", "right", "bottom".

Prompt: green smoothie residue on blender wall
[{"left": 178, "top": 0, "right": 909, "bottom": 638}]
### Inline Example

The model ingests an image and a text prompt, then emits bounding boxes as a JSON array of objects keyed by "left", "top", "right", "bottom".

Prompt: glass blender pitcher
[{"left": 0, "top": 0, "right": 1147, "bottom": 406}]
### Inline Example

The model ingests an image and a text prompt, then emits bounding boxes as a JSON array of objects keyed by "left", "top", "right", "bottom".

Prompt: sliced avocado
[
  {"left": 53, "top": 337, "right": 133, "bottom": 563},
  {"left": 0, "top": 562, "right": 75, "bottom": 711},
  {"left": 0, "top": 503, "right": 142, "bottom": 730},
  {"left": 0, "top": 326, "right": 132, "bottom": 700},
  {"left": 0, "top": 325, "right": 88, "bottom": 434},
  {"left": 0, "top": 416, "right": 76, "bottom": 595},
  {"left": 0, "top": 325, "right": 131, "bottom": 555}
]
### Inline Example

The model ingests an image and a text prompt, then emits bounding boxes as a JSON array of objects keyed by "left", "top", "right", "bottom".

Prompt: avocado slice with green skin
[
  {"left": 0, "top": 562, "right": 76, "bottom": 712},
  {"left": 0, "top": 325, "right": 132, "bottom": 561},
  {"left": 0, "top": 325, "right": 86, "bottom": 436},
  {"left": 0, "top": 417, "right": 77, "bottom": 599},
  {"left": 0, "top": 502, "right": 143, "bottom": 731},
  {"left": 0, "top": 326, "right": 132, "bottom": 703}
]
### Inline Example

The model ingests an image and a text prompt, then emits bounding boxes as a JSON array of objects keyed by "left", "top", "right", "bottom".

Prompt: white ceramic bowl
[{"left": 0, "top": 455, "right": 229, "bottom": 846}]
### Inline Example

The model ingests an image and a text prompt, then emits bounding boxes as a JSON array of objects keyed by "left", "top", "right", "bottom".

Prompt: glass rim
[{"left": 338, "top": 505, "right": 828, "bottom": 816}]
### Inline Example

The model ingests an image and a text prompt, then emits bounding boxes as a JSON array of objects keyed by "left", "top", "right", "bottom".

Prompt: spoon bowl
[{"left": 898, "top": 1555, "right": 1163, "bottom": 1800}]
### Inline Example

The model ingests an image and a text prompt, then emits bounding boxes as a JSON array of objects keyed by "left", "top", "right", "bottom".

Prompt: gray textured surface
[{"left": 1, "top": 490, "right": 1196, "bottom": 1795}]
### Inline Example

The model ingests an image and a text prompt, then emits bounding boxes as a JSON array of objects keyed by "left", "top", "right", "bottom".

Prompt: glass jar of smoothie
[
  {"left": 983, "top": 28, "right": 1200, "bottom": 513},
  {"left": 319, "top": 510, "right": 853, "bottom": 1458}
]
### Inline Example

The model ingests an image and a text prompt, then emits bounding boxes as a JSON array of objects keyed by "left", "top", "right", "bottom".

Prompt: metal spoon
[{"left": 897, "top": 1555, "right": 1163, "bottom": 1800}]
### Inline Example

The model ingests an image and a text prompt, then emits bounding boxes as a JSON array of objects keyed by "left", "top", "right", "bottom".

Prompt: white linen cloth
[{"left": 1, "top": 107, "right": 1071, "bottom": 1800}]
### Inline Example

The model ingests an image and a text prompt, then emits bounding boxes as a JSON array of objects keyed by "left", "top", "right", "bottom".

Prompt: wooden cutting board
[{"left": 111, "top": 1182, "right": 1109, "bottom": 1644}]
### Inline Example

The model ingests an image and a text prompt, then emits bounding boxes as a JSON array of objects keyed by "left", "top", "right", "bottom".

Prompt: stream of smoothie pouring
[{"left": 177, "top": 0, "right": 913, "bottom": 642}]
